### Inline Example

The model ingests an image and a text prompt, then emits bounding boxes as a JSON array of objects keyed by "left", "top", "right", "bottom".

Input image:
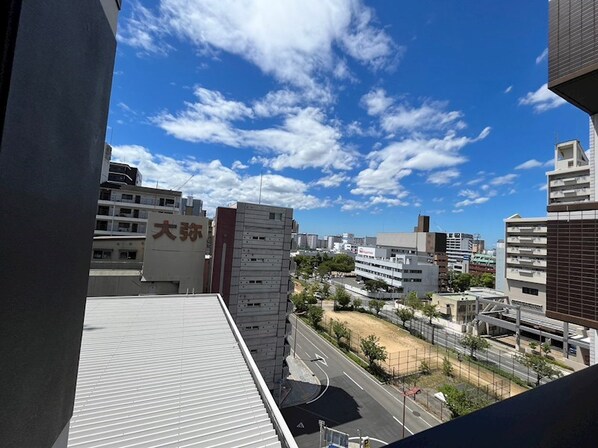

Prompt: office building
[
  {"left": 504, "top": 215, "right": 548, "bottom": 313},
  {"left": 446, "top": 232, "right": 474, "bottom": 272},
  {"left": 210, "top": 202, "right": 293, "bottom": 391},
  {"left": 355, "top": 247, "right": 439, "bottom": 297},
  {"left": 306, "top": 233, "right": 318, "bottom": 250},
  {"left": 327, "top": 235, "right": 342, "bottom": 250},
  {"left": 472, "top": 239, "right": 485, "bottom": 254},
  {"left": 469, "top": 253, "right": 496, "bottom": 275},
  {"left": 0, "top": 2, "right": 120, "bottom": 447}
]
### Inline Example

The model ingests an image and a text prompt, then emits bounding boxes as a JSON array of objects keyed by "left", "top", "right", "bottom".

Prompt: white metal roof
[{"left": 68, "top": 294, "right": 291, "bottom": 448}]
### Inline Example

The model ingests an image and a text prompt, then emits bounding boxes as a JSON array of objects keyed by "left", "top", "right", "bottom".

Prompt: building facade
[
  {"left": 210, "top": 203, "right": 293, "bottom": 390},
  {"left": 504, "top": 215, "right": 548, "bottom": 313},
  {"left": 547, "top": 140, "right": 591, "bottom": 205},
  {"left": 469, "top": 253, "right": 496, "bottom": 275},
  {"left": 547, "top": 1, "right": 598, "bottom": 355},
  {"left": 96, "top": 183, "right": 183, "bottom": 235},
  {"left": 446, "top": 232, "right": 474, "bottom": 272},
  {"left": 355, "top": 247, "right": 439, "bottom": 297}
]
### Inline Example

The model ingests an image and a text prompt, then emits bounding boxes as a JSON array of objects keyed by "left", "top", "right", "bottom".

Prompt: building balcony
[
  {"left": 550, "top": 175, "right": 590, "bottom": 187},
  {"left": 550, "top": 187, "right": 591, "bottom": 199}
]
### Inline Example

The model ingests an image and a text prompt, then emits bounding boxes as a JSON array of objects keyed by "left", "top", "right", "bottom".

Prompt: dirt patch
[{"left": 323, "top": 309, "right": 527, "bottom": 398}]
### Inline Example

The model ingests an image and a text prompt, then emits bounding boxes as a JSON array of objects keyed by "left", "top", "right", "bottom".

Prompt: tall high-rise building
[
  {"left": 210, "top": 202, "right": 293, "bottom": 391},
  {"left": 547, "top": 1, "right": 598, "bottom": 345},
  {"left": 306, "top": 233, "right": 318, "bottom": 250},
  {"left": 0, "top": 2, "right": 120, "bottom": 446},
  {"left": 446, "top": 232, "right": 474, "bottom": 272}
]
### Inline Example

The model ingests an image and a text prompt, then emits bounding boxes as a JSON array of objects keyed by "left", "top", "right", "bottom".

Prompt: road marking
[
  {"left": 297, "top": 422, "right": 304, "bottom": 428},
  {"left": 348, "top": 436, "right": 389, "bottom": 445},
  {"left": 393, "top": 416, "right": 414, "bottom": 435},
  {"left": 315, "top": 354, "right": 328, "bottom": 365},
  {"left": 343, "top": 371, "right": 363, "bottom": 390},
  {"left": 296, "top": 343, "right": 303, "bottom": 351},
  {"left": 306, "top": 360, "right": 329, "bottom": 404},
  {"left": 316, "top": 350, "right": 328, "bottom": 359}
]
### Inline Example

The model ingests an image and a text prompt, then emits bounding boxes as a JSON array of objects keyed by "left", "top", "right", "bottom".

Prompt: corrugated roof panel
[{"left": 68, "top": 295, "right": 283, "bottom": 448}]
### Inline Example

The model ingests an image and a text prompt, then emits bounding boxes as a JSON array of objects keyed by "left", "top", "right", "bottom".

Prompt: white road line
[
  {"left": 306, "top": 361, "right": 329, "bottom": 404},
  {"left": 296, "top": 320, "right": 440, "bottom": 426},
  {"left": 315, "top": 354, "right": 328, "bottom": 366},
  {"left": 348, "top": 436, "right": 389, "bottom": 445},
  {"left": 296, "top": 343, "right": 303, "bottom": 351},
  {"left": 343, "top": 371, "right": 364, "bottom": 390},
  {"left": 393, "top": 416, "right": 414, "bottom": 435}
]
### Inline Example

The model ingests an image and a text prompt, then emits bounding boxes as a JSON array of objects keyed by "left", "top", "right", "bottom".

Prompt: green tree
[
  {"left": 332, "top": 320, "right": 350, "bottom": 345},
  {"left": 449, "top": 272, "right": 472, "bottom": 292},
  {"left": 368, "top": 299, "right": 385, "bottom": 315},
  {"left": 442, "top": 356, "right": 454, "bottom": 377},
  {"left": 334, "top": 285, "right": 352, "bottom": 309},
  {"left": 481, "top": 273, "right": 495, "bottom": 288},
  {"left": 459, "top": 334, "right": 490, "bottom": 358},
  {"left": 405, "top": 291, "right": 422, "bottom": 310},
  {"left": 515, "top": 352, "right": 563, "bottom": 387},
  {"left": 363, "top": 278, "right": 388, "bottom": 293},
  {"left": 395, "top": 307, "right": 415, "bottom": 328},
  {"left": 291, "top": 291, "right": 310, "bottom": 313},
  {"left": 352, "top": 297, "right": 363, "bottom": 310},
  {"left": 329, "top": 254, "right": 355, "bottom": 272},
  {"left": 439, "top": 384, "right": 491, "bottom": 418},
  {"left": 422, "top": 303, "right": 440, "bottom": 324},
  {"left": 360, "top": 334, "right": 387, "bottom": 369},
  {"left": 307, "top": 306, "right": 324, "bottom": 329}
]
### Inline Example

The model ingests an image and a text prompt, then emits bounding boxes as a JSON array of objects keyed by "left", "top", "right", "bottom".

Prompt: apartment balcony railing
[{"left": 550, "top": 175, "right": 590, "bottom": 187}]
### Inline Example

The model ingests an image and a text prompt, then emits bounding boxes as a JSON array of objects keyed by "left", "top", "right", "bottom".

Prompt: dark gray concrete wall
[{"left": 0, "top": 1, "right": 118, "bottom": 446}]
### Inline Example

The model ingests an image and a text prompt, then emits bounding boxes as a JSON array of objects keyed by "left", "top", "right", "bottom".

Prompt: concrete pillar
[
  {"left": 563, "top": 322, "right": 569, "bottom": 357},
  {"left": 590, "top": 329, "right": 598, "bottom": 366}
]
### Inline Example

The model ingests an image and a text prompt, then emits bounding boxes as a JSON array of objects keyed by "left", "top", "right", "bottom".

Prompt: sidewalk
[{"left": 280, "top": 354, "right": 321, "bottom": 408}]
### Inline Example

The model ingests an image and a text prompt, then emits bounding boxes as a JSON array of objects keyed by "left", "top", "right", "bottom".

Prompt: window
[
  {"left": 96, "top": 221, "right": 108, "bottom": 231},
  {"left": 522, "top": 287, "right": 539, "bottom": 296},
  {"left": 121, "top": 193, "right": 133, "bottom": 201},
  {"left": 119, "top": 250, "right": 137, "bottom": 260},
  {"left": 97, "top": 205, "right": 109, "bottom": 215},
  {"left": 93, "top": 250, "right": 112, "bottom": 259},
  {"left": 251, "top": 236, "right": 266, "bottom": 240},
  {"left": 247, "top": 303, "right": 262, "bottom": 307},
  {"left": 119, "top": 208, "right": 132, "bottom": 216},
  {"left": 269, "top": 212, "right": 283, "bottom": 220},
  {"left": 245, "top": 325, "right": 259, "bottom": 330},
  {"left": 118, "top": 222, "right": 131, "bottom": 230}
]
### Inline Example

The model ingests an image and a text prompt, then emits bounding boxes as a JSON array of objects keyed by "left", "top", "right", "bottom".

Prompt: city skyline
[{"left": 109, "top": 0, "right": 588, "bottom": 245}]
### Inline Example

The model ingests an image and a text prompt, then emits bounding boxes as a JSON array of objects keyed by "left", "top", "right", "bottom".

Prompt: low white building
[{"left": 354, "top": 246, "right": 439, "bottom": 297}]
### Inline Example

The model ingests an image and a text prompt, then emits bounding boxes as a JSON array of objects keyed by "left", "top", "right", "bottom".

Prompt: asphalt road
[{"left": 282, "top": 318, "right": 441, "bottom": 448}]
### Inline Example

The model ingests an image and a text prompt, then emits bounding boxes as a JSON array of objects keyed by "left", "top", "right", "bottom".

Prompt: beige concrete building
[
  {"left": 88, "top": 212, "right": 210, "bottom": 297},
  {"left": 547, "top": 140, "right": 591, "bottom": 205},
  {"left": 504, "top": 215, "right": 547, "bottom": 313}
]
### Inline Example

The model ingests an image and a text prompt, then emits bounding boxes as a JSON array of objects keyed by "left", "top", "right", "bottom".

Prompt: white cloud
[
  {"left": 231, "top": 160, "right": 248, "bottom": 170},
  {"left": 455, "top": 197, "right": 489, "bottom": 207},
  {"left": 370, "top": 196, "right": 408, "bottom": 206},
  {"left": 432, "top": 197, "right": 444, "bottom": 203},
  {"left": 467, "top": 177, "right": 485, "bottom": 186},
  {"left": 122, "top": 0, "right": 398, "bottom": 92},
  {"left": 153, "top": 87, "right": 358, "bottom": 171},
  {"left": 535, "top": 48, "right": 548, "bottom": 65},
  {"left": 314, "top": 173, "right": 350, "bottom": 188},
  {"left": 458, "top": 189, "right": 480, "bottom": 200},
  {"left": 380, "top": 101, "right": 465, "bottom": 133},
  {"left": 427, "top": 169, "right": 460, "bottom": 185},
  {"left": 490, "top": 173, "right": 518, "bottom": 185},
  {"left": 519, "top": 83, "right": 566, "bottom": 113},
  {"left": 515, "top": 159, "right": 544, "bottom": 170},
  {"left": 117, "top": 2, "right": 173, "bottom": 56},
  {"left": 360, "top": 88, "right": 394, "bottom": 116},
  {"left": 538, "top": 184, "right": 548, "bottom": 191},
  {"left": 110, "top": 144, "right": 327, "bottom": 213},
  {"left": 504, "top": 85, "right": 513, "bottom": 94},
  {"left": 452, "top": 208, "right": 464, "bottom": 213},
  {"left": 352, "top": 127, "right": 491, "bottom": 196}
]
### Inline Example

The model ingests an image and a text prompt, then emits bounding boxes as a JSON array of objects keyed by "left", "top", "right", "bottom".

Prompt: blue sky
[{"left": 109, "top": 0, "right": 589, "bottom": 246}]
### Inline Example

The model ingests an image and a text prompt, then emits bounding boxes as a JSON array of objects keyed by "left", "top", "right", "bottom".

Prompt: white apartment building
[
  {"left": 327, "top": 235, "right": 342, "bottom": 250},
  {"left": 354, "top": 246, "right": 439, "bottom": 297},
  {"left": 547, "top": 140, "right": 591, "bottom": 205},
  {"left": 446, "top": 232, "right": 474, "bottom": 272},
  {"left": 504, "top": 215, "right": 547, "bottom": 313},
  {"left": 96, "top": 183, "right": 182, "bottom": 236},
  {"left": 306, "top": 233, "right": 318, "bottom": 250}
]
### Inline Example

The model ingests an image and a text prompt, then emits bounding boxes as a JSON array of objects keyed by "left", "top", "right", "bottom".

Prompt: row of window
[{"left": 92, "top": 250, "right": 137, "bottom": 260}]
